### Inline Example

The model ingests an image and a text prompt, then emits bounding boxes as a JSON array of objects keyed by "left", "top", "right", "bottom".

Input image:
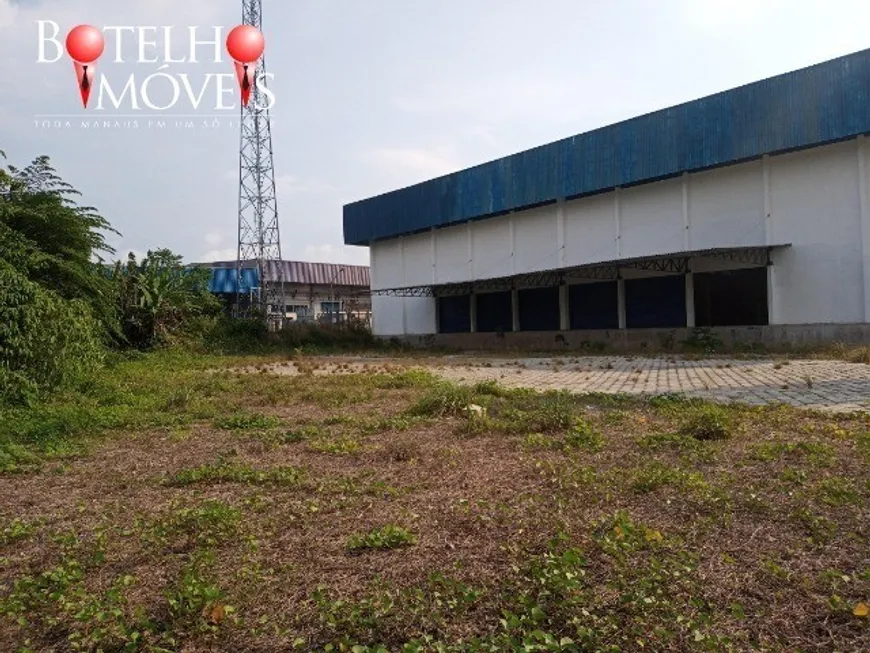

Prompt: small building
[
  {"left": 204, "top": 260, "right": 371, "bottom": 323},
  {"left": 343, "top": 48, "right": 870, "bottom": 348}
]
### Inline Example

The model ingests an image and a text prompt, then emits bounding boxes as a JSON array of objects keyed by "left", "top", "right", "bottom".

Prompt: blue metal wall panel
[
  {"left": 437, "top": 295, "right": 472, "bottom": 334},
  {"left": 625, "top": 276, "right": 686, "bottom": 329},
  {"left": 518, "top": 286, "right": 560, "bottom": 332},
  {"left": 476, "top": 291, "right": 513, "bottom": 334},
  {"left": 569, "top": 281, "right": 619, "bottom": 330},
  {"left": 207, "top": 268, "right": 258, "bottom": 294},
  {"left": 344, "top": 49, "right": 870, "bottom": 245}
]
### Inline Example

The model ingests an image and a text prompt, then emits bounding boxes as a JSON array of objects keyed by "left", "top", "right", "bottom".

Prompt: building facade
[
  {"left": 205, "top": 260, "right": 372, "bottom": 323},
  {"left": 343, "top": 49, "right": 870, "bottom": 347}
]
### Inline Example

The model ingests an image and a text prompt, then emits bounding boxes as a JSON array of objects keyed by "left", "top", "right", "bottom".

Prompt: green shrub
[
  {"left": 346, "top": 525, "right": 416, "bottom": 552},
  {"left": 499, "top": 392, "right": 575, "bottom": 434},
  {"left": 0, "top": 260, "right": 104, "bottom": 404},
  {"left": 213, "top": 412, "right": 281, "bottom": 430},
  {"left": 472, "top": 380, "right": 508, "bottom": 397},
  {"left": 407, "top": 383, "right": 475, "bottom": 417},
  {"left": 682, "top": 327, "right": 723, "bottom": 353},
  {"left": 563, "top": 417, "right": 603, "bottom": 451},
  {"left": 0, "top": 442, "right": 43, "bottom": 473},
  {"left": 144, "top": 501, "right": 241, "bottom": 549},
  {"left": 166, "top": 462, "right": 306, "bottom": 487},
  {"left": 680, "top": 405, "right": 733, "bottom": 441}
]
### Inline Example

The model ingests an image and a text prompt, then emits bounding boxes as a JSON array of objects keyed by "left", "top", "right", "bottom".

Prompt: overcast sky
[{"left": 1, "top": 0, "right": 869, "bottom": 266}]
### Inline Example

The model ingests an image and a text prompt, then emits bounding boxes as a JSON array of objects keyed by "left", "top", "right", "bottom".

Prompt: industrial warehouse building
[
  {"left": 204, "top": 260, "right": 372, "bottom": 323},
  {"left": 343, "top": 49, "right": 870, "bottom": 348}
]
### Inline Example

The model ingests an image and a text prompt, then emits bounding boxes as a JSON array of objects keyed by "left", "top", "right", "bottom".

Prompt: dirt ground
[{"left": 0, "top": 359, "right": 868, "bottom": 652}]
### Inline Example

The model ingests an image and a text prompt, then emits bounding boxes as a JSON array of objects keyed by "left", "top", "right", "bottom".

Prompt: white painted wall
[
  {"left": 514, "top": 205, "right": 560, "bottom": 274},
  {"left": 369, "top": 137, "right": 870, "bottom": 335},
  {"left": 370, "top": 239, "right": 402, "bottom": 291},
  {"left": 435, "top": 227, "right": 470, "bottom": 285},
  {"left": 404, "top": 297, "right": 437, "bottom": 334},
  {"left": 689, "top": 160, "right": 765, "bottom": 250},
  {"left": 402, "top": 232, "right": 434, "bottom": 288},
  {"left": 472, "top": 218, "right": 512, "bottom": 279},
  {"left": 563, "top": 192, "right": 617, "bottom": 265},
  {"left": 769, "top": 141, "right": 864, "bottom": 324},
  {"left": 620, "top": 176, "right": 684, "bottom": 259},
  {"left": 371, "top": 295, "right": 403, "bottom": 336},
  {"left": 370, "top": 295, "right": 436, "bottom": 336}
]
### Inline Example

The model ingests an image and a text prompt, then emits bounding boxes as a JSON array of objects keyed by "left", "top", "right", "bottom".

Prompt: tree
[
  {"left": 0, "top": 152, "right": 119, "bottom": 339},
  {"left": 0, "top": 260, "right": 103, "bottom": 404},
  {"left": 111, "top": 249, "right": 220, "bottom": 348},
  {"left": 0, "top": 152, "right": 115, "bottom": 403}
]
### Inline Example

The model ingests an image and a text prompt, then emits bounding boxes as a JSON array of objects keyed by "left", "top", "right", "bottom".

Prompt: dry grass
[{"left": 0, "top": 355, "right": 868, "bottom": 652}]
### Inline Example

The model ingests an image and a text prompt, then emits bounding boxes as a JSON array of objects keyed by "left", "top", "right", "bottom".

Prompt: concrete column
[
  {"left": 559, "top": 284, "right": 570, "bottom": 331},
  {"left": 685, "top": 272, "right": 695, "bottom": 328},
  {"left": 511, "top": 289, "right": 520, "bottom": 332},
  {"left": 617, "top": 278, "right": 626, "bottom": 330},
  {"left": 470, "top": 294, "right": 477, "bottom": 333},
  {"left": 766, "top": 265, "right": 777, "bottom": 325}
]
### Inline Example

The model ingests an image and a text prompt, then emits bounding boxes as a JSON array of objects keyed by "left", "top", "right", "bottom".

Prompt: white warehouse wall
[
  {"left": 369, "top": 137, "right": 870, "bottom": 336},
  {"left": 370, "top": 295, "right": 437, "bottom": 336},
  {"left": 768, "top": 141, "right": 865, "bottom": 325}
]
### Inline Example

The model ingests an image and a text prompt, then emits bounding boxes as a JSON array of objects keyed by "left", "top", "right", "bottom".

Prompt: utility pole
[{"left": 329, "top": 266, "right": 345, "bottom": 324}]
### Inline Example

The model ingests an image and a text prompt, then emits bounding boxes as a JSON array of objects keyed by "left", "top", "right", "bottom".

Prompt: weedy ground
[{"left": 0, "top": 350, "right": 868, "bottom": 652}]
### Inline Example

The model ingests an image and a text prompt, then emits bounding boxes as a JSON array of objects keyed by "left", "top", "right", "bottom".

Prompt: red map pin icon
[
  {"left": 226, "top": 25, "right": 265, "bottom": 107},
  {"left": 66, "top": 26, "right": 105, "bottom": 108}
]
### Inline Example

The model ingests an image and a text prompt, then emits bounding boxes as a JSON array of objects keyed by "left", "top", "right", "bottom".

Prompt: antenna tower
[{"left": 236, "top": 0, "right": 284, "bottom": 324}]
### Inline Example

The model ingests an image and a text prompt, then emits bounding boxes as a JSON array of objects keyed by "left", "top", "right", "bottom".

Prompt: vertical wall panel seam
[
  {"left": 467, "top": 223, "right": 473, "bottom": 280},
  {"left": 431, "top": 228, "right": 437, "bottom": 285},
  {"left": 614, "top": 188, "right": 622, "bottom": 258},
  {"left": 763, "top": 154, "right": 776, "bottom": 324},
  {"left": 858, "top": 136, "right": 870, "bottom": 321},
  {"left": 509, "top": 214, "right": 516, "bottom": 275},
  {"left": 682, "top": 172, "right": 690, "bottom": 250},
  {"left": 399, "top": 238, "right": 407, "bottom": 334}
]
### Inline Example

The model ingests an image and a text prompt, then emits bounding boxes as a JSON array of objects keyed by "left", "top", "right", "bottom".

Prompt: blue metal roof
[{"left": 344, "top": 48, "right": 870, "bottom": 246}]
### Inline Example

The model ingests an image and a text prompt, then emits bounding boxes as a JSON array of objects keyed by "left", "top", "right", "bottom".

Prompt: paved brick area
[
  {"left": 264, "top": 355, "right": 870, "bottom": 412},
  {"left": 431, "top": 356, "right": 870, "bottom": 412}
]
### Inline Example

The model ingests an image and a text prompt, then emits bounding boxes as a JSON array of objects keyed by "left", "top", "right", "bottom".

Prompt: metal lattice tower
[{"left": 236, "top": 0, "right": 284, "bottom": 322}]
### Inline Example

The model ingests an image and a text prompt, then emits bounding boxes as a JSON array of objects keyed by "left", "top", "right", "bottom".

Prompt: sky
[{"left": 1, "top": 0, "right": 869, "bottom": 267}]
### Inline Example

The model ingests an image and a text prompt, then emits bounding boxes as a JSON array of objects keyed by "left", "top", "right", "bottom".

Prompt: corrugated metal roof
[
  {"left": 202, "top": 260, "right": 370, "bottom": 294},
  {"left": 343, "top": 48, "right": 870, "bottom": 246}
]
